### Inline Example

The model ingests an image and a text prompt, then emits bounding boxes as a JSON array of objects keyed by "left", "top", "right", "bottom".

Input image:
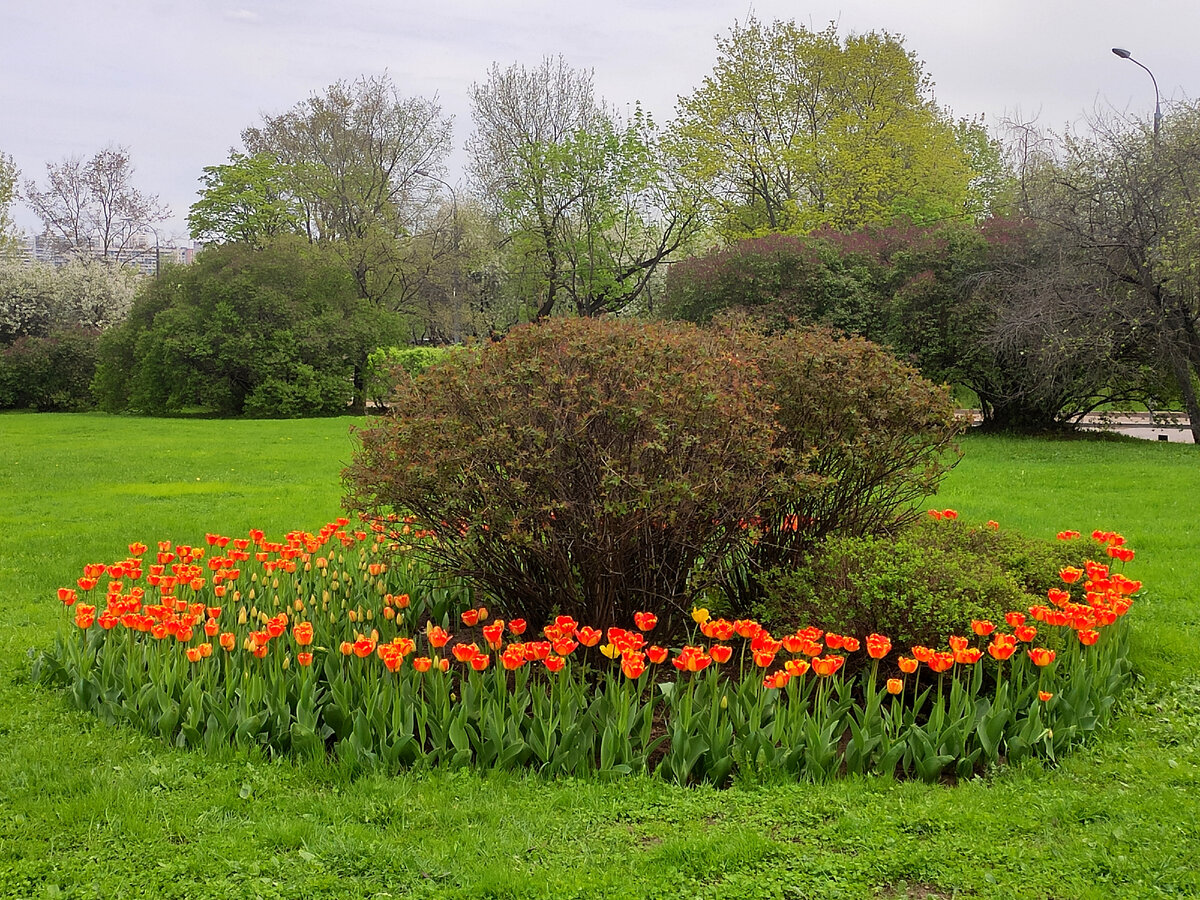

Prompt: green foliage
[
  {"left": 347, "top": 317, "right": 789, "bottom": 628},
  {"left": 364, "top": 345, "right": 450, "bottom": 407},
  {"left": 94, "top": 238, "right": 404, "bottom": 416},
  {"left": 759, "top": 519, "right": 1100, "bottom": 648},
  {"left": 670, "top": 18, "right": 984, "bottom": 237},
  {"left": 187, "top": 151, "right": 305, "bottom": 247},
  {"left": 0, "top": 329, "right": 99, "bottom": 411}
]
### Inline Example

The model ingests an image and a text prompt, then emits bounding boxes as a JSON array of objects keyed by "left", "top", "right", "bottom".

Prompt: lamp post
[{"left": 1112, "top": 47, "right": 1162, "bottom": 141}]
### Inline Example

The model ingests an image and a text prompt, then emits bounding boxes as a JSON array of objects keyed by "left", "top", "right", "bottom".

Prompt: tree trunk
[{"left": 1168, "top": 353, "right": 1200, "bottom": 444}]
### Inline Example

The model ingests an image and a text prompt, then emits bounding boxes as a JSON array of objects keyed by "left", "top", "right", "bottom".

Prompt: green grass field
[{"left": 1, "top": 414, "right": 1197, "bottom": 900}]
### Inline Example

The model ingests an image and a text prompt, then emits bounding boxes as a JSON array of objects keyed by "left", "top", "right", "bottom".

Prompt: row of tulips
[{"left": 34, "top": 517, "right": 1137, "bottom": 783}]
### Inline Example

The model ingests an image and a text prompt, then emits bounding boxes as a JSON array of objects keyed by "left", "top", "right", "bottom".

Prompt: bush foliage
[
  {"left": 93, "top": 238, "right": 405, "bottom": 416},
  {"left": 759, "top": 519, "right": 1105, "bottom": 649},
  {"left": 347, "top": 317, "right": 961, "bottom": 632},
  {"left": 0, "top": 329, "right": 100, "bottom": 411}
]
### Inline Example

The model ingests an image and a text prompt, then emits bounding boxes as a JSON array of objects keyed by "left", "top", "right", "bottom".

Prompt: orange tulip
[
  {"left": 57, "top": 588, "right": 77, "bottom": 606},
  {"left": 509, "top": 619, "right": 527, "bottom": 636},
  {"left": 1027, "top": 647, "right": 1056, "bottom": 667},
  {"left": 553, "top": 638, "right": 578, "bottom": 657},
  {"left": 412, "top": 656, "right": 432, "bottom": 673},
  {"left": 970, "top": 620, "right": 995, "bottom": 637},
  {"left": 426, "top": 624, "right": 452, "bottom": 648},
  {"left": 543, "top": 655, "right": 566, "bottom": 673},
  {"left": 752, "top": 650, "right": 777, "bottom": 668},
  {"left": 987, "top": 635, "right": 1017, "bottom": 661},
  {"left": 897, "top": 656, "right": 919, "bottom": 674},
  {"left": 1077, "top": 629, "right": 1100, "bottom": 646},
  {"left": 293, "top": 621, "right": 314, "bottom": 646},
  {"left": 219, "top": 632, "right": 236, "bottom": 652},
  {"left": 1014, "top": 624, "right": 1038, "bottom": 643},
  {"left": 1038, "top": 690, "right": 1054, "bottom": 702},
  {"left": 297, "top": 652, "right": 313, "bottom": 667},
  {"left": 469, "top": 654, "right": 490, "bottom": 671},
  {"left": 811, "top": 655, "right": 845, "bottom": 677},
  {"left": 948, "top": 635, "right": 968, "bottom": 652},
  {"left": 709, "top": 644, "right": 733, "bottom": 665},
  {"left": 954, "top": 647, "right": 982, "bottom": 665},
  {"left": 461, "top": 609, "right": 481, "bottom": 627},
  {"left": 763, "top": 671, "right": 790, "bottom": 689},
  {"left": 927, "top": 652, "right": 955, "bottom": 673},
  {"left": 633, "top": 611, "right": 658, "bottom": 632},
  {"left": 911, "top": 646, "right": 934, "bottom": 663},
  {"left": 886, "top": 678, "right": 904, "bottom": 695},
  {"left": 482, "top": 622, "right": 505, "bottom": 648},
  {"left": 866, "top": 634, "right": 891, "bottom": 659},
  {"left": 452, "top": 643, "right": 481, "bottom": 662},
  {"left": 785, "top": 658, "right": 810, "bottom": 677},
  {"left": 622, "top": 652, "right": 647, "bottom": 679},
  {"left": 576, "top": 626, "right": 602, "bottom": 647},
  {"left": 647, "top": 645, "right": 669, "bottom": 664},
  {"left": 1059, "top": 566, "right": 1083, "bottom": 584}
]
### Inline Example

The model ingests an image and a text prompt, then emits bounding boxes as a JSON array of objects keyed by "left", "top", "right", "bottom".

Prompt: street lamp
[{"left": 1111, "top": 47, "right": 1162, "bottom": 140}]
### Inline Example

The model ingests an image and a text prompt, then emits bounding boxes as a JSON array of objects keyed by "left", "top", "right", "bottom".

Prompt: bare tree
[{"left": 23, "top": 146, "right": 168, "bottom": 262}]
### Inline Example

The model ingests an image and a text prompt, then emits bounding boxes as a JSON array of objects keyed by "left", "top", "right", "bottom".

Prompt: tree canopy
[
  {"left": 670, "top": 18, "right": 991, "bottom": 237},
  {"left": 468, "top": 57, "right": 702, "bottom": 319}
]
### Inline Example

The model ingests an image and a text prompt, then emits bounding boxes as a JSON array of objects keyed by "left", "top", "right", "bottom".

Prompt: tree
[
  {"left": 242, "top": 74, "right": 453, "bottom": 305},
  {"left": 94, "top": 237, "right": 405, "bottom": 416},
  {"left": 23, "top": 146, "right": 168, "bottom": 261},
  {"left": 1, "top": 254, "right": 141, "bottom": 345},
  {"left": 670, "top": 18, "right": 985, "bottom": 237},
  {"left": 468, "top": 57, "right": 702, "bottom": 319},
  {"left": 0, "top": 152, "right": 20, "bottom": 253},
  {"left": 187, "top": 152, "right": 304, "bottom": 247},
  {"left": 1013, "top": 105, "right": 1200, "bottom": 441}
]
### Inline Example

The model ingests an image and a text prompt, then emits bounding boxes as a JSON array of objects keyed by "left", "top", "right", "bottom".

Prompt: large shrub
[
  {"left": 0, "top": 329, "right": 99, "bottom": 411},
  {"left": 93, "top": 238, "right": 404, "bottom": 417},
  {"left": 347, "top": 317, "right": 961, "bottom": 631},
  {"left": 346, "top": 318, "right": 796, "bottom": 629},
  {"left": 363, "top": 345, "right": 450, "bottom": 409}
]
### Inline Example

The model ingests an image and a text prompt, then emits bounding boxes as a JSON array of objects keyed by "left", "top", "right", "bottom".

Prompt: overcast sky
[{"left": 2, "top": 0, "right": 1196, "bottom": 242}]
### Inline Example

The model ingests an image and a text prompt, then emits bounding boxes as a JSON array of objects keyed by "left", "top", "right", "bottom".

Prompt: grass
[{"left": 1, "top": 413, "right": 1198, "bottom": 899}]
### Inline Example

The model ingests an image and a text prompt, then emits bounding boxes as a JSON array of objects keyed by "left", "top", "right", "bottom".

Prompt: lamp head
[{"left": 1112, "top": 47, "right": 1132, "bottom": 59}]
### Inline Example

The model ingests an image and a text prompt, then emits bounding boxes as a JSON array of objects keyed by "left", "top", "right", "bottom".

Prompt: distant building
[{"left": 14, "top": 233, "right": 197, "bottom": 274}]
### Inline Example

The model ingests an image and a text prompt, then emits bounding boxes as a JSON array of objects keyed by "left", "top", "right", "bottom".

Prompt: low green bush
[{"left": 757, "top": 519, "right": 1104, "bottom": 649}]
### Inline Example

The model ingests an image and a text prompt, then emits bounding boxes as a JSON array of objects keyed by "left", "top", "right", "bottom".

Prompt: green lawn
[{"left": 1, "top": 414, "right": 1197, "bottom": 900}]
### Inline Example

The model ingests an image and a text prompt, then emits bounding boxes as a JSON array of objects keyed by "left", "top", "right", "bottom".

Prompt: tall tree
[
  {"left": 242, "top": 74, "right": 453, "bottom": 305},
  {"left": 469, "top": 57, "right": 702, "bottom": 319},
  {"left": 23, "top": 145, "right": 168, "bottom": 261},
  {"left": 670, "top": 18, "right": 984, "bottom": 237}
]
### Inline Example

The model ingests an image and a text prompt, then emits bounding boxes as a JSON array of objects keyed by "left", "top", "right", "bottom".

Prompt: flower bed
[{"left": 34, "top": 514, "right": 1138, "bottom": 784}]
